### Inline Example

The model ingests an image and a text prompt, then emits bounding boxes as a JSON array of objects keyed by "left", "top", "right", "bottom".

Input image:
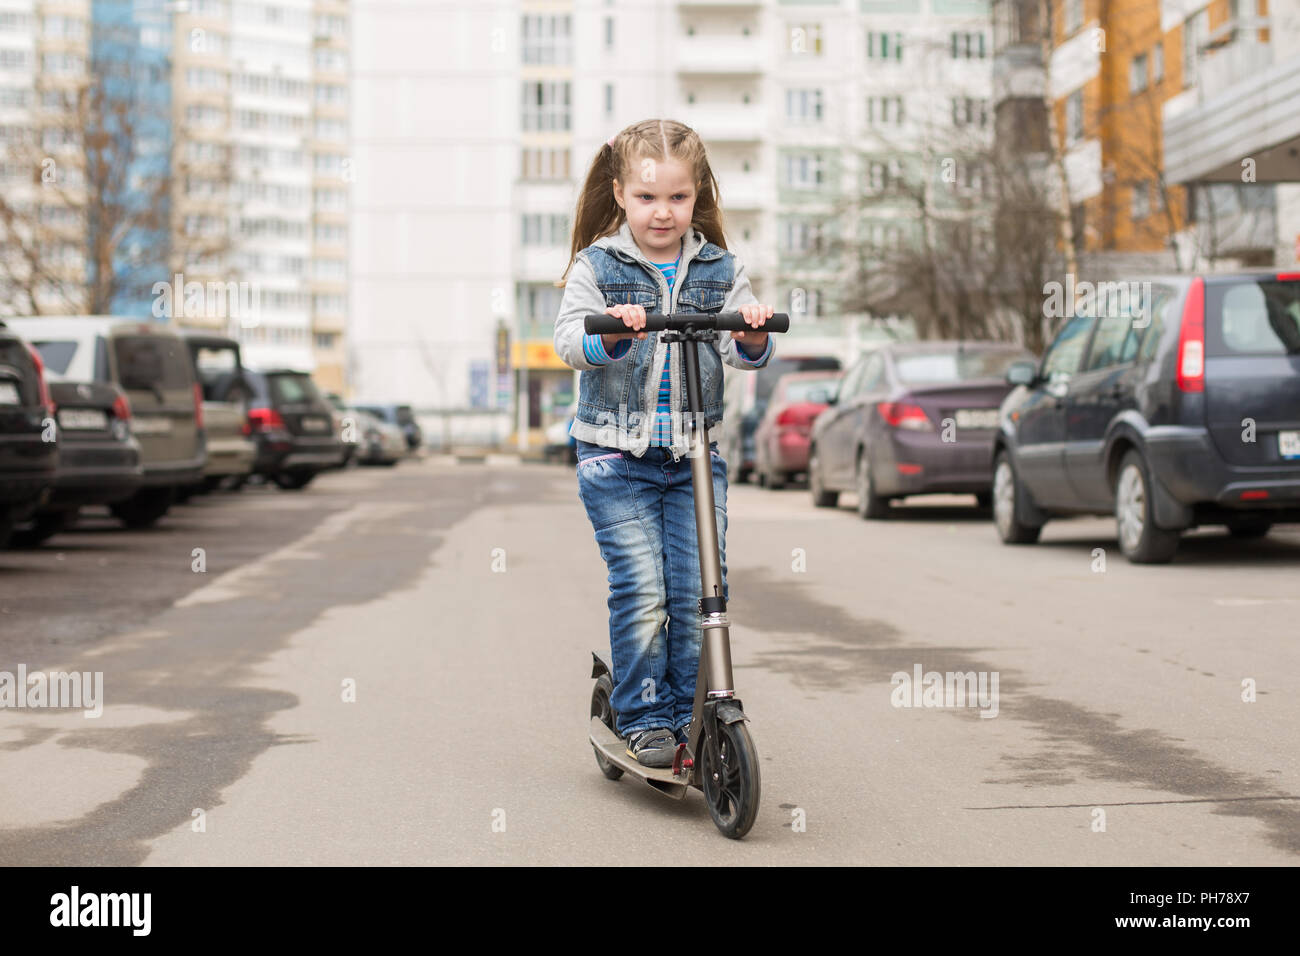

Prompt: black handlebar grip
[{"left": 583, "top": 312, "right": 790, "bottom": 335}]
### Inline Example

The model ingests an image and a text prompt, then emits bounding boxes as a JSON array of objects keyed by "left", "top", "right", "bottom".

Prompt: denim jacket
[{"left": 553, "top": 220, "right": 773, "bottom": 461}]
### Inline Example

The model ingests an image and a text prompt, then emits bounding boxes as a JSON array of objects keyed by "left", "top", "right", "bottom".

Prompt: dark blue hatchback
[{"left": 992, "top": 272, "right": 1300, "bottom": 562}]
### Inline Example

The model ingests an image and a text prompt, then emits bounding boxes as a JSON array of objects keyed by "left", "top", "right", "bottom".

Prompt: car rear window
[
  {"left": 269, "top": 373, "right": 323, "bottom": 404},
  {"left": 114, "top": 336, "right": 192, "bottom": 388},
  {"left": 895, "top": 349, "right": 1029, "bottom": 385},
  {"left": 756, "top": 357, "right": 841, "bottom": 401},
  {"left": 29, "top": 340, "right": 78, "bottom": 378},
  {"left": 783, "top": 378, "right": 838, "bottom": 404},
  {"left": 395, "top": 406, "right": 414, "bottom": 425},
  {"left": 1209, "top": 278, "right": 1300, "bottom": 355}
]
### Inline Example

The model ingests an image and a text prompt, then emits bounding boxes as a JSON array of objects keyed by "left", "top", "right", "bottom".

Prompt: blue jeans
[{"left": 575, "top": 437, "right": 729, "bottom": 739}]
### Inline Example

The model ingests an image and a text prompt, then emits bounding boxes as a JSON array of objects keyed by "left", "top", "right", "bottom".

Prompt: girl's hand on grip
[
  {"left": 732, "top": 303, "right": 773, "bottom": 344},
  {"left": 602, "top": 304, "right": 648, "bottom": 349}
]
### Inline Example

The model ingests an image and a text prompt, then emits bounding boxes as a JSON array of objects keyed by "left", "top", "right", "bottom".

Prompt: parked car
[
  {"left": 243, "top": 368, "right": 346, "bottom": 490},
  {"left": 181, "top": 332, "right": 256, "bottom": 495},
  {"left": 10, "top": 378, "right": 143, "bottom": 546},
  {"left": 348, "top": 408, "right": 405, "bottom": 466},
  {"left": 992, "top": 272, "right": 1300, "bottom": 563},
  {"left": 352, "top": 403, "right": 421, "bottom": 451},
  {"left": 0, "top": 321, "right": 58, "bottom": 547},
  {"left": 808, "top": 342, "right": 1035, "bottom": 517},
  {"left": 4, "top": 317, "right": 205, "bottom": 528},
  {"left": 753, "top": 371, "right": 840, "bottom": 488},
  {"left": 720, "top": 354, "right": 842, "bottom": 482},
  {"left": 544, "top": 403, "right": 577, "bottom": 464}
]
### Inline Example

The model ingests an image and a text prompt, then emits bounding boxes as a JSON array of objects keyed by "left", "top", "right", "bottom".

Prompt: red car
[{"left": 753, "top": 370, "right": 841, "bottom": 488}]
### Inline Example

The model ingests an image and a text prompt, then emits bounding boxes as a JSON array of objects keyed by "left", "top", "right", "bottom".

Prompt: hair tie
[{"left": 606, "top": 135, "right": 616, "bottom": 148}]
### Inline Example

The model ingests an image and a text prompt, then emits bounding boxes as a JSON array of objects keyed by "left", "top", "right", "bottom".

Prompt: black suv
[
  {"left": 993, "top": 272, "right": 1300, "bottom": 562},
  {"left": 0, "top": 322, "right": 58, "bottom": 546},
  {"left": 244, "top": 369, "right": 345, "bottom": 490}
]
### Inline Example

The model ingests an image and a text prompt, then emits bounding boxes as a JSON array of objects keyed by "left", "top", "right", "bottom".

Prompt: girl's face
[{"left": 612, "top": 156, "right": 697, "bottom": 262}]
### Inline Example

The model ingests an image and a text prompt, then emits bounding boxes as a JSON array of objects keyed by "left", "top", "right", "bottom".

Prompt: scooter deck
[{"left": 589, "top": 717, "right": 691, "bottom": 799}]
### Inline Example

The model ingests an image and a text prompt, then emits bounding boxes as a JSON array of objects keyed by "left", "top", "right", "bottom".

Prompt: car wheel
[
  {"left": 992, "top": 452, "right": 1042, "bottom": 544},
  {"left": 809, "top": 447, "right": 839, "bottom": 508},
  {"left": 1115, "top": 450, "right": 1180, "bottom": 563},
  {"left": 273, "top": 470, "right": 316, "bottom": 490},
  {"left": 855, "top": 450, "right": 889, "bottom": 520},
  {"left": 1225, "top": 518, "right": 1272, "bottom": 538},
  {"left": 766, "top": 459, "right": 786, "bottom": 490},
  {"left": 10, "top": 509, "right": 75, "bottom": 548},
  {"left": 0, "top": 506, "right": 17, "bottom": 548},
  {"left": 110, "top": 488, "right": 174, "bottom": 529},
  {"left": 975, "top": 491, "right": 993, "bottom": 511}
]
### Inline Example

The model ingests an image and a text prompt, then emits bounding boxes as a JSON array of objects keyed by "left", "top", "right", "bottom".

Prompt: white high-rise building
[{"left": 350, "top": 0, "right": 992, "bottom": 444}]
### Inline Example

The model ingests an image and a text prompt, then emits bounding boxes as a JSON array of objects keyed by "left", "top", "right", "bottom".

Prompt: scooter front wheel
[
  {"left": 701, "top": 719, "right": 761, "bottom": 839},
  {"left": 590, "top": 674, "right": 624, "bottom": 780}
]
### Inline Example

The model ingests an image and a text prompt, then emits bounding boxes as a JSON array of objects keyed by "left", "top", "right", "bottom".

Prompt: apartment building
[
  {"left": 0, "top": 0, "right": 350, "bottom": 388},
  {"left": 351, "top": 0, "right": 990, "bottom": 444},
  {"left": 993, "top": 0, "right": 1297, "bottom": 275},
  {"left": 170, "top": 0, "right": 351, "bottom": 388}
]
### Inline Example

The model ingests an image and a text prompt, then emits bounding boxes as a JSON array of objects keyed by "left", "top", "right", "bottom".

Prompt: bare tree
[{"left": 0, "top": 53, "right": 228, "bottom": 316}]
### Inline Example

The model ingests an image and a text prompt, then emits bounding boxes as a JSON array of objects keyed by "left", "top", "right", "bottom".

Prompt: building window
[
  {"left": 951, "top": 97, "right": 988, "bottom": 128},
  {"left": 1183, "top": 11, "right": 1207, "bottom": 88},
  {"left": 1065, "top": 0, "right": 1084, "bottom": 34},
  {"left": 604, "top": 16, "right": 613, "bottom": 49},
  {"left": 521, "top": 213, "right": 570, "bottom": 246},
  {"left": 866, "top": 31, "right": 902, "bottom": 61},
  {"left": 783, "top": 152, "right": 824, "bottom": 189},
  {"left": 781, "top": 218, "right": 825, "bottom": 255},
  {"left": 521, "top": 14, "right": 573, "bottom": 66},
  {"left": 1130, "top": 52, "right": 1148, "bottom": 92},
  {"left": 1065, "top": 89, "right": 1083, "bottom": 145},
  {"left": 520, "top": 148, "right": 570, "bottom": 181},
  {"left": 785, "top": 88, "right": 824, "bottom": 124},
  {"left": 866, "top": 95, "right": 905, "bottom": 127},
  {"left": 949, "top": 32, "right": 985, "bottom": 59},
  {"left": 315, "top": 333, "right": 337, "bottom": 350},
  {"left": 1152, "top": 42, "right": 1164, "bottom": 83},
  {"left": 521, "top": 80, "right": 571, "bottom": 132},
  {"left": 604, "top": 83, "right": 614, "bottom": 116},
  {"left": 789, "top": 23, "right": 823, "bottom": 55},
  {"left": 866, "top": 158, "right": 900, "bottom": 192},
  {"left": 1131, "top": 181, "right": 1150, "bottom": 221}
]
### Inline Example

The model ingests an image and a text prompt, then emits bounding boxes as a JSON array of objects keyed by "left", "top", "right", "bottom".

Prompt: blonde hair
[{"left": 558, "top": 118, "right": 727, "bottom": 285}]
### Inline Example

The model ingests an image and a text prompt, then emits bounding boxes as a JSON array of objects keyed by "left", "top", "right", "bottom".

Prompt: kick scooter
[{"left": 583, "top": 310, "right": 789, "bottom": 840}]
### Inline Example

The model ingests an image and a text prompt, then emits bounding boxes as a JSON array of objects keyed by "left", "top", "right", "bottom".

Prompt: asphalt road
[{"left": 1, "top": 457, "right": 1297, "bottom": 864}]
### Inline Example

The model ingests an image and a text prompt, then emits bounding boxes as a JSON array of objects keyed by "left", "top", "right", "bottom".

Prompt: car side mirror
[{"left": 1006, "top": 360, "right": 1037, "bottom": 387}]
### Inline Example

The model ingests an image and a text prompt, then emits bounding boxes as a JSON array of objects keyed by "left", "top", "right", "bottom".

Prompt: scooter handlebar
[{"left": 583, "top": 312, "right": 790, "bottom": 335}]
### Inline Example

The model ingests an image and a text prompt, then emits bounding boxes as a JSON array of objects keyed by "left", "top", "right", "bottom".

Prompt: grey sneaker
[{"left": 625, "top": 727, "right": 677, "bottom": 768}]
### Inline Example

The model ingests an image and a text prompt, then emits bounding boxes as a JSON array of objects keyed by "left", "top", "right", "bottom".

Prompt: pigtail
[{"left": 558, "top": 136, "right": 627, "bottom": 286}]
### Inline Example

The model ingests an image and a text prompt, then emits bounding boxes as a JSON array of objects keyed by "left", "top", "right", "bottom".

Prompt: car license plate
[
  {"left": 954, "top": 408, "right": 999, "bottom": 430},
  {"left": 302, "top": 416, "right": 331, "bottom": 433},
  {"left": 131, "top": 416, "right": 172, "bottom": 434},
  {"left": 1280, "top": 430, "right": 1300, "bottom": 459},
  {"left": 58, "top": 408, "right": 108, "bottom": 430},
  {"left": 0, "top": 382, "right": 18, "bottom": 405}
]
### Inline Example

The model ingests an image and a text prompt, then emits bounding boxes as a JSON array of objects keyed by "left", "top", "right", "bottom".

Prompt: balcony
[
  {"left": 677, "top": 103, "right": 764, "bottom": 142},
  {"left": 716, "top": 171, "right": 771, "bottom": 211},
  {"left": 676, "top": 34, "right": 764, "bottom": 75},
  {"left": 1165, "top": 43, "right": 1300, "bottom": 183},
  {"left": 992, "top": 42, "right": 1044, "bottom": 104}
]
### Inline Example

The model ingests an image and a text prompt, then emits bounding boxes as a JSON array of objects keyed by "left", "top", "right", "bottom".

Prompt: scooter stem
[{"left": 679, "top": 333, "right": 734, "bottom": 698}]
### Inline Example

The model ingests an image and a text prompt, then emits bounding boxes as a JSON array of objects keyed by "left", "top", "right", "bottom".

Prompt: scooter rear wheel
[
  {"left": 701, "top": 719, "right": 761, "bottom": 839},
  {"left": 589, "top": 674, "right": 624, "bottom": 781}
]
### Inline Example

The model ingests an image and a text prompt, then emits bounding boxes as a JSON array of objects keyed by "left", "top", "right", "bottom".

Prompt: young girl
[{"left": 553, "top": 119, "right": 775, "bottom": 768}]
